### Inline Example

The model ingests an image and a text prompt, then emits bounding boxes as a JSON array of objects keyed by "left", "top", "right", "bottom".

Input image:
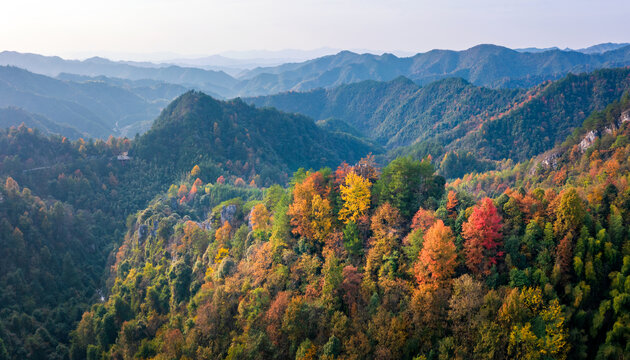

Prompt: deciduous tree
[
  {"left": 414, "top": 220, "right": 457, "bottom": 288},
  {"left": 462, "top": 197, "right": 503, "bottom": 276},
  {"left": 338, "top": 171, "right": 372, "bottom": 224}
]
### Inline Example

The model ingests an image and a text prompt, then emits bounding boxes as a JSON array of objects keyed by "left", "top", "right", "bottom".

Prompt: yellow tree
[
  {"left": 250, "top": 203, "right": 271, "bottom": 232},
  {"left": 310, "top": 194, "right": 333, "bottom": 244},
  {"left": 288, "top": 172, "right": 333, "bottom": 244},
  {"left": 191, "top": 164, "right": 201, "bottom": 177},
  {"left": 338, "top": 171, "right": 372, "bottom": 224}
]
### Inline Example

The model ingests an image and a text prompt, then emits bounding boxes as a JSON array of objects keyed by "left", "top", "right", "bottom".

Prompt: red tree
[
  {"left": 462, "top": 197, "right": 503, "bottom": 276},
  {"left": 334, "top": 162, "right": 353, "bottom": 186}
]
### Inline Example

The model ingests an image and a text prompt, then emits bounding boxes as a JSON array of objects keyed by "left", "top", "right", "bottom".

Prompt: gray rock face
[
  {"left": 199, "top": 219, "right": 213, "bottom": 231},
  {"left": 151, "top": 221, "right": 159, "bottom": 237},
  {"left": 221, "top": 204, "right": 238, "bottom": 225},
  {"left": 541, "top": 151, "right": 560, "bottom": 169},
  {"left": 138, "top": 224, "right": 149, "bottom": 241},
  {"left": 579, "top": 130, "right": 597, "bottom": 151}
]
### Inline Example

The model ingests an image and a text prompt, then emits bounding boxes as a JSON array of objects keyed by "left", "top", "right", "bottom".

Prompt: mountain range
[
  {"left": 249, "top": 68, "right": 630, "bottom": 164},
  {"left": 247, "top": 76, "right": 525, "bottom": 149},
  {"left": 0, "top": 66, "right": 188, "bottom": 138}
]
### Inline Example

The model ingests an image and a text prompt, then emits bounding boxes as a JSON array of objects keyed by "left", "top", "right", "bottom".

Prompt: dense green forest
[
  {"left": 135, "top": 91, "right": 377, "bottom": 186},
  {"left": 1, "top": 64, "right": 630, "bottom": 359},
  {"left": 247, "top": 76, "right": 526, "bottom": 149},
  {"left": 250, "top": 68, "right": 630, "bottom": 168}
]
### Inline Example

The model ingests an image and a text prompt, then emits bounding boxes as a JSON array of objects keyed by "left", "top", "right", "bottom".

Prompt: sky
[{"left": 1, "top": 0, "right": 629, "bottom": 61}]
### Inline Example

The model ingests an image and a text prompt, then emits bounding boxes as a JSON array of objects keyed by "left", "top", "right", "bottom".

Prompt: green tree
[{"left": 374, "top": 157, "right": 443, "bottom": 219}]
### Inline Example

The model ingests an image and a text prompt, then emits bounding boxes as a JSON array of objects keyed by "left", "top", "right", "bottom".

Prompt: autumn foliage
[
  {"left": 287, "top": 172, "right": 332, "bottom": 244},
  {"left": 410, "top": 208, "right": 437, "bottom": 232},
  {"left": 414, "top": 220, "right": 457, "bottom": 288},
  {"left": 250, "top": 203, "right": 271, "bottom": 232},
  {"left": 462, "top": 197, "right": 503, "bottom": 276},
  {"left": 215, "top": 220, "right": 232, "bottom": 245},
  {"left": 338, "top": 171, "right": 372, "bottom": 224}
]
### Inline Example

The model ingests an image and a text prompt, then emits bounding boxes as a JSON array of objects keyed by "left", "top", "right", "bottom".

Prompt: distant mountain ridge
[
  {"left": 3, "top": 43, "right": 630, "bottom": 98},
  {"left": 0, "top": 51, "right": 234, "bottom": 97},
  {"left": 235, "top": 43, "right": 630, "bottom": 95},
  {"left": 0, "top": 66, "right": 187, "bottom": 138},
  {"left": 515, "top": 42, "right": 629, "bottom": 54}
]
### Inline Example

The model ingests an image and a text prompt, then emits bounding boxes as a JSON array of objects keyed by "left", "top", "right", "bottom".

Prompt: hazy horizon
[{"left": 2, "top": 0, "right": 629, "bottom": 62}]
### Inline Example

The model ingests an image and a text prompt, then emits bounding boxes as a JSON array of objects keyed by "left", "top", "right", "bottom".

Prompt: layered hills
[
  {"left": 3, "top": 43, "right": 630, "bottom": 98},
  {"left": 251, "top": 68, "right": 630, "bottom": 166},
  {"left": 247, "top": 76, "right": 525, "bottom": 148},
  {"left": 66, "top": 87, "right": 630, "bottom": 360},
  {"left": 0, "top": 66, "right": 187, "bottom": 138}
]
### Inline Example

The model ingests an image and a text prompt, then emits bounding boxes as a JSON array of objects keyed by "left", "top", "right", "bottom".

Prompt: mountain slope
[
  {"left": 0, "top": 107, "right": 82, "bottom": 138},
  {"left": 251, "top": 67, "right": 630, "bottom": 167},
  {"left": 247, "top": 76, "right": 525, "bottom": 148},
  {"left": 463, "top": 67, "right": 630, "bottom": 161},
  {"left": 0, "top": 86, "right": 377, "bottom": 356},
  {"left": 134, "top": 91, "right": 378, "bottom": 185}
]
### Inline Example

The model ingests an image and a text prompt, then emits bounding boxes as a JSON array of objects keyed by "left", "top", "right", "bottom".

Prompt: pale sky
[{"left": 1, "top": 0, "right": 629, "bottom": 60}]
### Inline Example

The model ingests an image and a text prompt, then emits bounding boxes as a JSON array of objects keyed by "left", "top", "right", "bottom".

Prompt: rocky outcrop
[
  {"left": 579, "top": 130, "right": 597, "bottom": 151},
  {"left": 221, "top": 204, "right": 238, "bottom": 225}
]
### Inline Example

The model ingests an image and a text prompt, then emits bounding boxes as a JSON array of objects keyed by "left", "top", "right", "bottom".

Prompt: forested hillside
[
  {"left": 68, "top": 94, "right": 630, "bottom": 358},
  {"left": 0, "top": 90, "right": 376, "bottom": 358},
  {"left": 1, "top": 66, "right": 630, "bottom": 360},
  {"left": 247, "top": 76, "right": 525, "bottom": 148},
  {"left": 0, "top": 107, "right": 82, "bottom": 138},
  {"left": 249, "top": 68, "right": 630, "bottom": 179},
  {"left": 135, "top": 91, "right": 377, "bottom": 186},
  {"left": 0, "top": 177, "right": 116, "bottom": 359},
  {"left": 465, "top": 68, "right": 630, "bottom": 161}
]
